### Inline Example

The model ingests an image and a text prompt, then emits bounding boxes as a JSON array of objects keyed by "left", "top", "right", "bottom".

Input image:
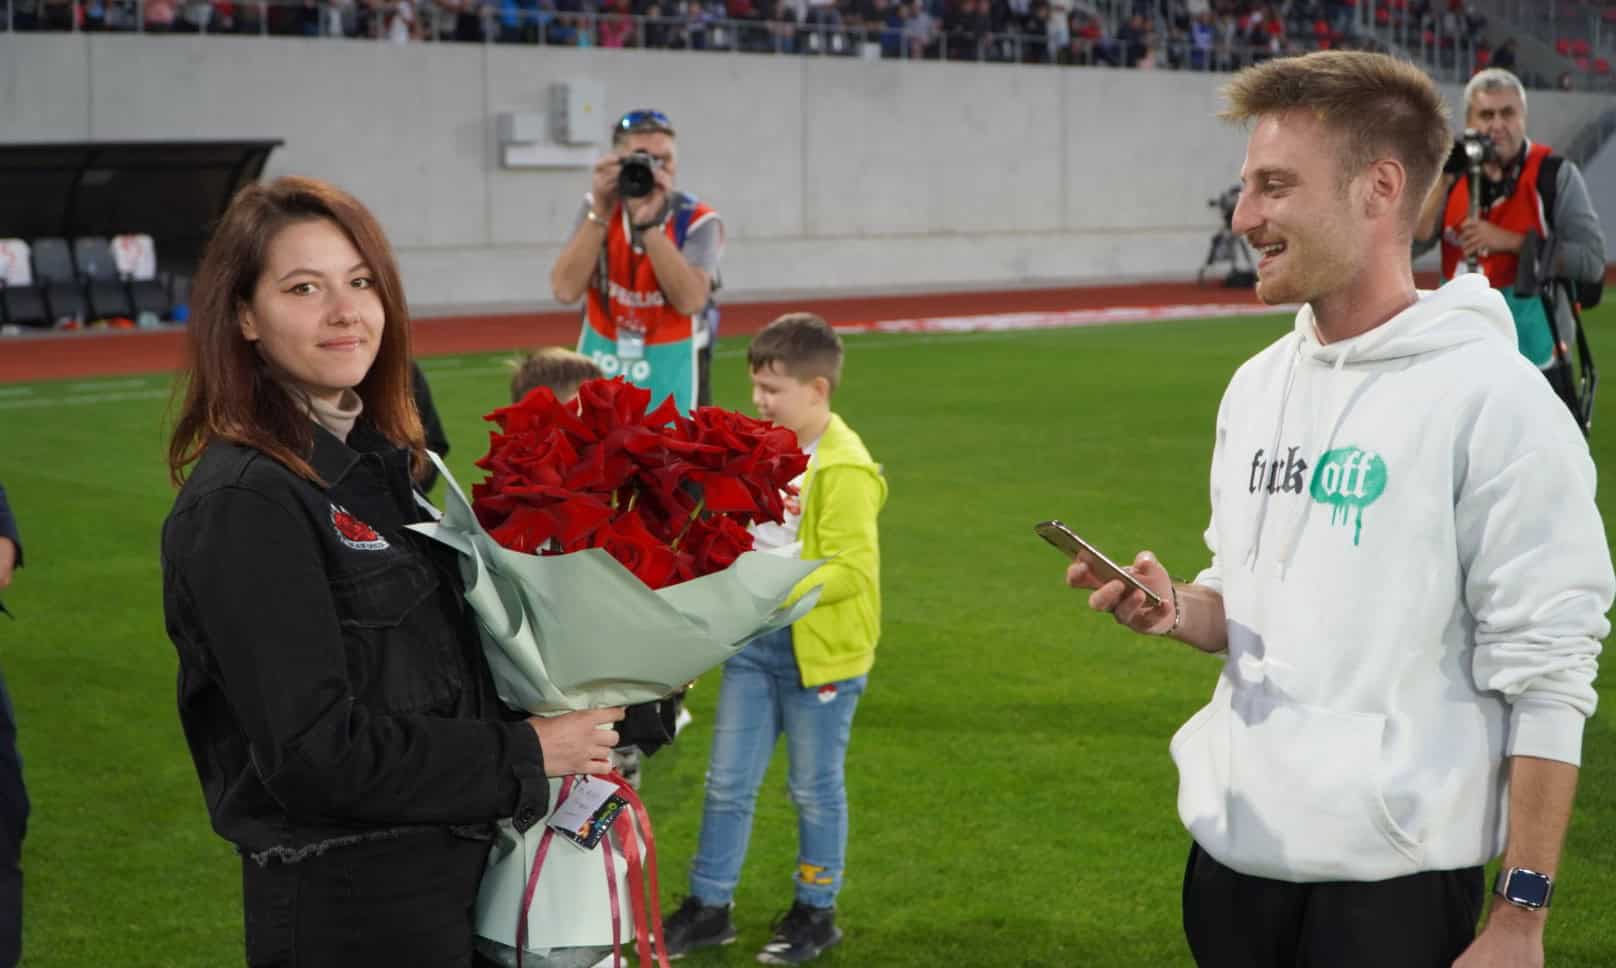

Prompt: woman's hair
[{"left": 167, "top": 177, "right": 423, "bottom": 485}]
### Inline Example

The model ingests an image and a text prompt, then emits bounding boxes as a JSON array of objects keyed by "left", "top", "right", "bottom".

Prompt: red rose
[
  {"left": 470, "top": 376, "right": 808, "bottom": 589},
  {"left": 597, "top": 509, "right": 680, "bottom": 589},
  {"left": 681, "top": 515, "right": 754, "bottom": 575},
  {"left": 486, "top": 490, "right": 614, "bottom": 554}
]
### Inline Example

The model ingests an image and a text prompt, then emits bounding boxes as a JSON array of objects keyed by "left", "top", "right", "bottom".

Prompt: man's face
[
  {"left": 617, "top": 130, "right": 678, "bottom": 181},
  {"left": 1465, "top": 87, "right": 1527, "bottom": 166},
  {"left": 1230, "top": 110, "right": 1367, "bottom": 308}
]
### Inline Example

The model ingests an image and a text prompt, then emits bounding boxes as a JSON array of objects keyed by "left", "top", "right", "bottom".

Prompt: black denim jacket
[{"left": 161, "top": 422, "right": 549, "bottom": 866}]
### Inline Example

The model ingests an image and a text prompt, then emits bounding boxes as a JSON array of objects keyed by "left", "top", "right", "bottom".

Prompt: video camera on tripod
[
  {"left": 1208, "top": 185, "right": 1241, "bottom": 228},
  {"left": 1198, "top": 184, "right": 1255, "bottom": 288}
]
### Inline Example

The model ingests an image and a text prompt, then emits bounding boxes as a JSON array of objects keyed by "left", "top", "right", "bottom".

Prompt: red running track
[{"left": 0, "top": 275, "right": 1439, "bottom": 384}]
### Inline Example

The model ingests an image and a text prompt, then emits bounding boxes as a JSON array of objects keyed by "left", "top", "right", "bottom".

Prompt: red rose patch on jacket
[{"left": 330, "top": 505, "right": 390, "bottom": 551}]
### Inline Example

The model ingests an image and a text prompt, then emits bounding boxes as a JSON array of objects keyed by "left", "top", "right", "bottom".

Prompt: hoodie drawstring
[
  {"left": 1244, "top": 340, "right": 1300, "bottom": 570},
  {"left": 1270, "top": 346, "right": 1372, "bottom": 578}
]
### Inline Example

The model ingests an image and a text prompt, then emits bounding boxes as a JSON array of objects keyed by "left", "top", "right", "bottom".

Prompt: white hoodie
[{"left": 1172, "top": 275, "right": 1613, "bottom": 883}]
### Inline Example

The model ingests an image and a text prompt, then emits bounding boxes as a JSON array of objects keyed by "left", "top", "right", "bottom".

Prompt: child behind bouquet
[
  {"left": 509, "top": 347, "right": 606, "bottom": 409},
  {"left": 663, "top": 313, "right": 887, "bottom": 965},
  {"left": 506, "top": 347, "right": 684, "bottom": 791}
]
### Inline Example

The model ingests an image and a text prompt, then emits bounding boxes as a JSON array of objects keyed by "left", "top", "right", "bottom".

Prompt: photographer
[
  {"left": 550, "top": 108, "right": 724, "bottom": 414},
  {"left": 1415, "top": 69, "right": 1605, "bottom": 417}
]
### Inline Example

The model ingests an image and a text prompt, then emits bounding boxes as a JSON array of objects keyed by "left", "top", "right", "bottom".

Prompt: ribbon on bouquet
[{"left": 514, "top": 773, "right": 671, "bottom": 968}]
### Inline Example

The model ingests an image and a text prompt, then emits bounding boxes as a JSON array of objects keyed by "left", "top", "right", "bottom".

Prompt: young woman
[{"left": 162, "top": 176, "right": 623, "bottom": 967}]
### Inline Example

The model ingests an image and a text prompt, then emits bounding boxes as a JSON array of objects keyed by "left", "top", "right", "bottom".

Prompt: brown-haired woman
[{"left": 161, "top": 176, "right": 623, "bottom": 966}]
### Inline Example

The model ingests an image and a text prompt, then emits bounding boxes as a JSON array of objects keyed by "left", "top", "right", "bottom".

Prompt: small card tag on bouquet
[{"left": 548, "top": 776, "right": 628, "bottom": 850}]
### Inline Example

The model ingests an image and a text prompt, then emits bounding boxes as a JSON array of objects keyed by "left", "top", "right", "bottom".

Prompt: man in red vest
[
  {"left": 550, "top": 108, "right": 725, "bottom": 414},
  {"left": 1415, "top": 69, "right": 1605, "bottom": 386}
]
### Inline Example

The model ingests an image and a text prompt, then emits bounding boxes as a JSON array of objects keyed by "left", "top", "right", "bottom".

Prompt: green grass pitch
[{"left": 1, "top": 306, "right": 1612, "bottom": 966}]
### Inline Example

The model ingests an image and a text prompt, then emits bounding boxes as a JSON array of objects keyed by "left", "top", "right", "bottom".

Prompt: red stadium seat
[
  {"left": 1556, "top": 37, "right": 1573, "bottom": 56},
  {"left": 1572, "top": 39, "right": 1591, "bottom": 57},
  {"left": 1594, "top": 57, "right": 1612, "bottom": 75}
]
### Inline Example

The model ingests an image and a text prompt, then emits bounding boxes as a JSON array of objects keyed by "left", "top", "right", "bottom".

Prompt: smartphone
[{"left": 1034, "top": 520, "right": 1164, "bottom": 608}]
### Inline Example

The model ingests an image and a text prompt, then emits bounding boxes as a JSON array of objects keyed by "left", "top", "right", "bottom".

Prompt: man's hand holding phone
[
  {"left": 1037, "top": 521, "right": 1177, "bottom": 636},
  {"left": 1067, "top": 550, "right": 1176, "bottom": 636}
]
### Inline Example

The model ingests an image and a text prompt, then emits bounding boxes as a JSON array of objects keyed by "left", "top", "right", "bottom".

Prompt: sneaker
[
  {"left": 662, "top": 896, "right": 737, "bottom": 959},
  {"left": 755, "top": 902, "right": 842, "bottom": 965}
]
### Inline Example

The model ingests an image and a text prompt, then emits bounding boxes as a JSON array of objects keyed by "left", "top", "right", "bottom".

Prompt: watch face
[{"left": 1503, "top": 869, "right": 1553, "bottom": 908}]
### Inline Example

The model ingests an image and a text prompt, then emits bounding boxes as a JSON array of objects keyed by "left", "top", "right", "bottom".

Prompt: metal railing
[
  {"left": 0, "top": 0, "right": 1369, "bottom": 73},
  {"left": 1483, "top": 0, "right": 1611, "bottom": 51},
  {"left": 10, "top": 0, "right": 1606, "bottom": 92},
  {"left": 1468, "top": 0, "right": 1616, "bottom": 91}
]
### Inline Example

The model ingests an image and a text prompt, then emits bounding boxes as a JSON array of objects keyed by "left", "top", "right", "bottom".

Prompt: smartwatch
[{"left": 1493, "top": 866, "right": 1554, "bottom": 910}]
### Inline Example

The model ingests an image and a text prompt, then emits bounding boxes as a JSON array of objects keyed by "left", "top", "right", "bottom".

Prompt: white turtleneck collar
[{"left": 278, "top": 380, "right": 364, "bottom": 443}]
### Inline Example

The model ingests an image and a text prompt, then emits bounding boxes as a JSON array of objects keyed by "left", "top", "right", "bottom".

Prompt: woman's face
[{"left": 241, "top": 218, "right": 384, "bottom": 407}]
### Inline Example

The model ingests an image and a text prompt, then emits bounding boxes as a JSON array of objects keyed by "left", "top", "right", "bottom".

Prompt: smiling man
[{"left": 1066, "top": 52, "right": 1612, "bottom": 967}]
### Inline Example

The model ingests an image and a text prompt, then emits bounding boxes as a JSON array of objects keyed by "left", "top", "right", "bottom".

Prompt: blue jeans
[{"left": 688, "top": 626, "right": 865, "bottom": 909}]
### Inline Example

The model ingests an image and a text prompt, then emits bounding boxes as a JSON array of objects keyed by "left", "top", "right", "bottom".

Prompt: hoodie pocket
[{"left": 1174, "top": 691, "right": 1423, "bottom": 881}]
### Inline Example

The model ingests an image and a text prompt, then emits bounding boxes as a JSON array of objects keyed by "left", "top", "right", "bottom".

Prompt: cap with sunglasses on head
[{"left": 614, "top": 109, "right": 676, "bottom": 139}]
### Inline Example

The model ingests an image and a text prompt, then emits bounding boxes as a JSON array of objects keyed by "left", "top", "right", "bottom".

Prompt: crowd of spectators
[{"left": 0, "top": 0, "right": 1498, "bottom": 78}]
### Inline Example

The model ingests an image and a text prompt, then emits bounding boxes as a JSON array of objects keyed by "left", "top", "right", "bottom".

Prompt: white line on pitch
[
  {"left": 66, "top": 378, "right": 151, "bottom": 393},
  {"left": 0, "top": 389, "right": 169, "bottom": 410}
]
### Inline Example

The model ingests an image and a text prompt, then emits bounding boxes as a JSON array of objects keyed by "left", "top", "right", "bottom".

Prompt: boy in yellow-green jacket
[{"left": 663, "top": 313, "right": 886, "bottom": 965}]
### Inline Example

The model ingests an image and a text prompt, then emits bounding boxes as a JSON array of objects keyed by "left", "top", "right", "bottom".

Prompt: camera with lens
[
  {"left": 617, "top": 150, "right": 662, "bottom": 199},
  {"left": 1461, "top": 129, "right": 1497, "bottom": 167},
  {"left": 1446, "top": 129, "right": 1497, "bottom": 175},
  {"left": 1208, "top": 185, "right": 1241, "bottom": 226}
]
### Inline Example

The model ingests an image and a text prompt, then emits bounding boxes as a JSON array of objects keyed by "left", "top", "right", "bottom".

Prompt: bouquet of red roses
[
  {"left": 471, "top": 378, "right": 810, "bottom": 589},
  {"left": 408, "top": 381, "right": 827, "bottom": 968}
]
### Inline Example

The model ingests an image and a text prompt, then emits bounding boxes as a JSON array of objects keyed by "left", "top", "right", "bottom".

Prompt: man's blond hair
[{"left": 1221, "top": 51, "right": 1451, "bottom": 227}]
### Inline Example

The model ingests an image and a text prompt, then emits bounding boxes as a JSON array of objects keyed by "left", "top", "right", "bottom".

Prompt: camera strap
[
  {"left": 595, "top": 192, "right": 701, "bottom": 306},
  {"left": 1479, "top": 142, "right": 1530, "bottom": 212}
]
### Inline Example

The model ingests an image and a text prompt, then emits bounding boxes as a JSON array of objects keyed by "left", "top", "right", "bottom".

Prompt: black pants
[
  {"left": 697, "top": 341, "right": 714, "bottom": 407},
  {"left": 241, "top": 828, "right": 493, "bottom": 967},
  {"left": 1182, "top": 842, "right": 1484, "bottom": 968}
]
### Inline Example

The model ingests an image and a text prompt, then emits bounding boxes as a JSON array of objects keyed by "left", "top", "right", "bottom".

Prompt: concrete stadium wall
[
  {"left": 3, "top": 33, "right": 1611, "bottom": 311},
  {"left": 1582, "top": 134, "right": 1616, "bottom": 264}
]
